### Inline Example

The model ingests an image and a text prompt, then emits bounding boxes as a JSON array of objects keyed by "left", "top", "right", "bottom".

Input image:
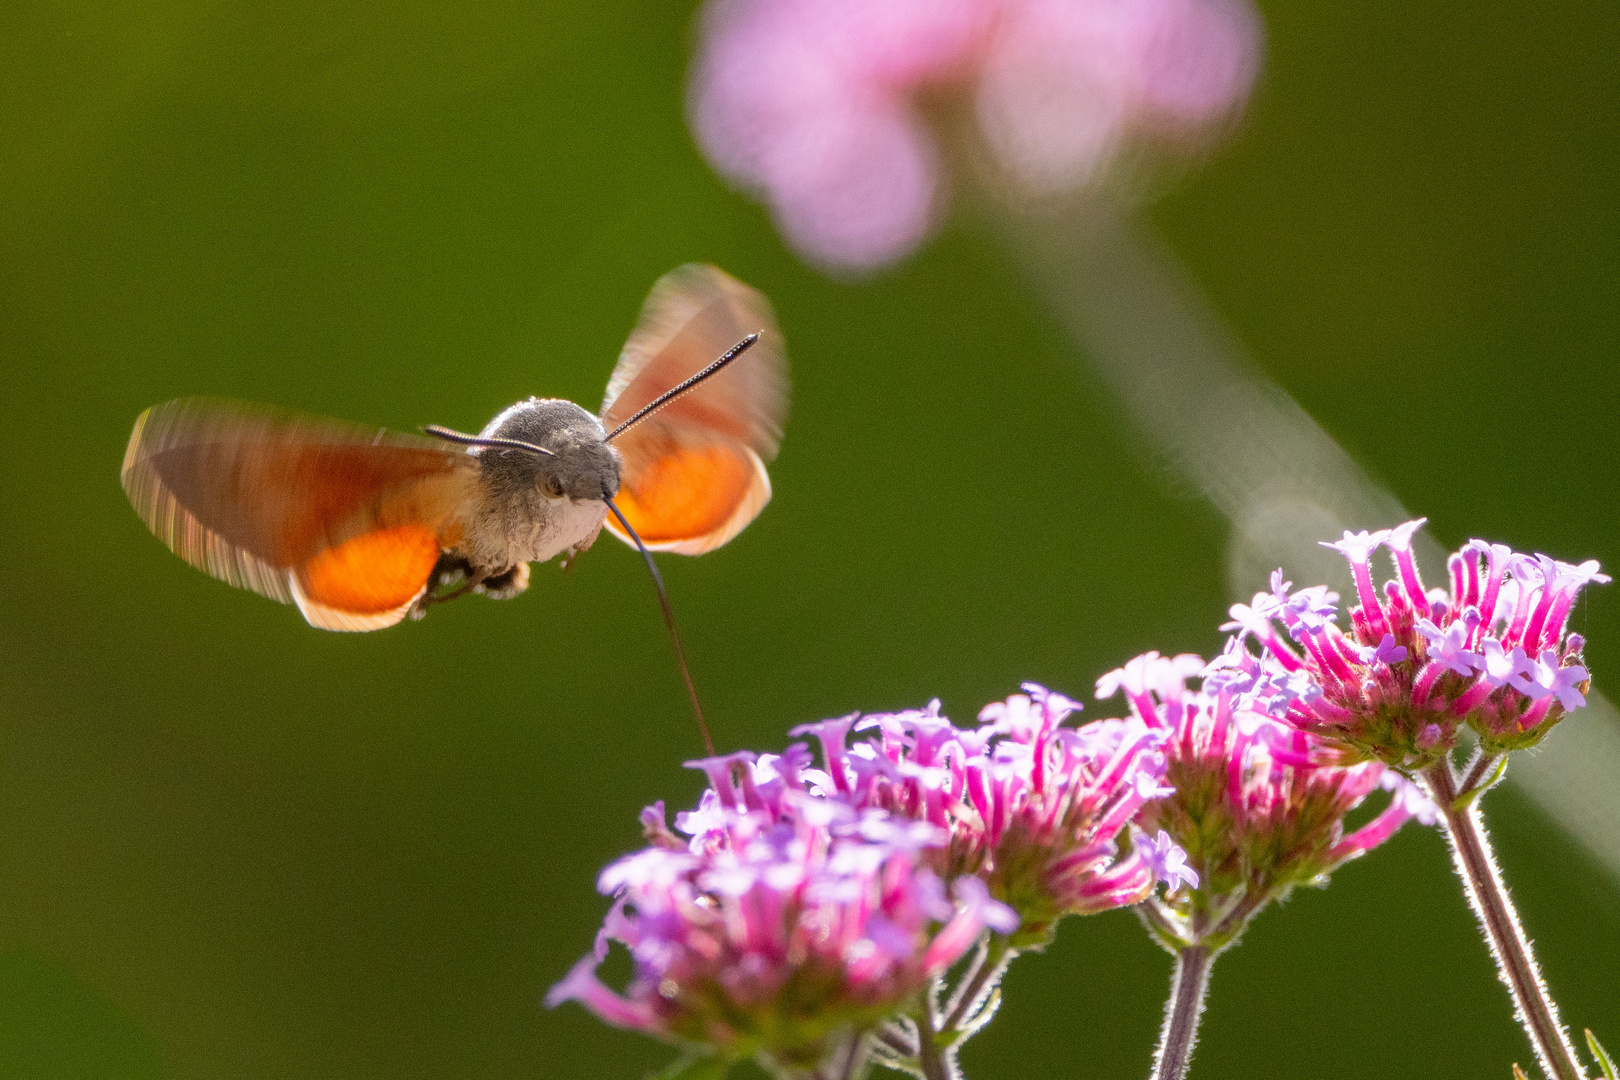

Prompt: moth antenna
[
  {"left": 604, "top": 495, "right": 716, "bottom": 756},
  {"left": 604, "top": 333, "right": 760, "bottom": 443},
  {"left": 421, "top": 425, "right": 557, "bottom": 457}
]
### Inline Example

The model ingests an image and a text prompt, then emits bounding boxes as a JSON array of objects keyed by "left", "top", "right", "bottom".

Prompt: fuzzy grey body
[{"left": 451, "top": 398, "right": 623, "bottom": 575}]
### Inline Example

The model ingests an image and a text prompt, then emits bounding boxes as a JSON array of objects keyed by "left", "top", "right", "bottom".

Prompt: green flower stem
[
  {"left": 872, "top": 1025, "right": 917, "bottom": 1060},
  {"left": 1149, "top": 945, "right": 1214, "bottom": 1080},
  {"left": 1423, "top": 760, "right": 1585, "bottom": 1080},
  {"left": 943, "top": 934, "right": 1015, "bottom": 1032},
  {"left": 878, "top": 934, "right": 1018, "bottom": 1080},
  {"left": 1459, "top": 750, "right": 1507, "bottom": 800}
]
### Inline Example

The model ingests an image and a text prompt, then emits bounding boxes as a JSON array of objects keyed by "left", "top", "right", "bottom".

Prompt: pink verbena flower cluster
[
  {"left": 546, "top": 747, "right": 1016, "bottom": 1072},
  {"left": 1216, "top": 519, "right": 1607, "bottom": 767},
  {"left": 688, "top": 0, "right": 1262, "bottom": 270},
  {"left": 548, "top": 684, "right": 1192, "bottom": 1070},
  {"left": 1100, "top": 651, "right": 1433, "bottom": 951},
  {"left": 791, "top": 684, "right": 1185, "bottom": 944}
]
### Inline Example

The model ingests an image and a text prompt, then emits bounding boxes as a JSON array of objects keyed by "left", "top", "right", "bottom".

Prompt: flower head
[
  {"left": 1223, "top": 520, "right": 1605, "bottom": 765},
  {"left": 547, "top": 753, "right": 1015, "bottom": 1071},
  {"left": 550, "top": 685, "right": 1195, "bottom": 1066},
  {"left": 1099, "top": 651, "right": 1428, "bottom": 951},
  {"left": 799, "top": 684, "right": 1183, "bottom": 945},
  {"left": 689, "top": 0, "right": 1263, "bottom": 271}
]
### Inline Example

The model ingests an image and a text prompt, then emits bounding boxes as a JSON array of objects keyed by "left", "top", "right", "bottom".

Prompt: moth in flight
[{"left": 121, "top": 264, "right": 788, "bottom": 634}]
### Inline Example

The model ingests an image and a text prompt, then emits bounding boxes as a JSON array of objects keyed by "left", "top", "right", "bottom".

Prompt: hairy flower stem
[
  {"left": 1423, "top": 760, "right": 1585, "bottom": 1080},
  {"left": 944, "top": 935, "right": 1014, "bottom": 1031},
  {"left": 819, "top": 1034, "right": 867, "bottom": 1080},
  {"left": 882, "top": 936, "right": 1015, "bottom": 1080},
  {"left": 1150, "top": 945, "right": 1213, "bottom": 1080},
  {"left": 914, "top": 996, "right": 960, "bottom": 1080},
  {"left": 1460, "top": 751, "right": 1505, "bottom": 799}
]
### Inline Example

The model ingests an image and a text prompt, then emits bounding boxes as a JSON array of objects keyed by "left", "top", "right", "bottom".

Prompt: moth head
[{"left": 431, "top": 398, "right": 622, "bottom": 502}]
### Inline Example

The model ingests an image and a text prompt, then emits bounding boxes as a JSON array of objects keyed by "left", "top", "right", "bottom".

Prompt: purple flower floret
[
  {"left": 546, "top": 753, "right": 1015, "bottom": 1070},
  {"left": 1100, "top": 651, "right": 1429, "bottom": 952},
  {"left": 549, "top": 683, "right": 1194, "bottom": 1067},
  {"left": 1357, "top": 633, "right": 1409, "bottom": 667},
  {"left": 1227, "top": 520, "right": 1605, "bottom": 765},
  {"left": 810, "top": 685, "right": 1184, "bottom": 944},
  {"left": 1139, "top": 828, "right": 1200, "bottom": 893}
]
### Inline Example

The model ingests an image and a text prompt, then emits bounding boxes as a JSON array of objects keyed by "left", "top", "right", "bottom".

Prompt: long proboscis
[
  {"left": 423, "top": 348, "right": 743, "bottom": 755},
  {"left": 604, "top": 496, "right": 716, "bottom": 756},
  {"left": 603, "top": 333, "right": 760, "bottom": 443}
]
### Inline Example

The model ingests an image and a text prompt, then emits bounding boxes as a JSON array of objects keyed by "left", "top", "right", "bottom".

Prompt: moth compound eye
[{"left": 540, "top": 475, "right": 566, "bottom": 499}]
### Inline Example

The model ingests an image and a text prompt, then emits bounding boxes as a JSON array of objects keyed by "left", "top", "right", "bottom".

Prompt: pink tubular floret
[
  {"left": 1230, "top": 521, "right": 1605, "bottom": 764},
  {"left": 1386, "top": 518, "right": 1432, "bottom": 618},
  {"left": 552, "top": 681, "right": 1198, "bottom": 1057},
  {"left": 1121, "top": 648, "right": 1415, "bottom": 925},
  {"left": 1322, "top": 529, "right": 1391, "bottom": 638},
  {"left": 545, "top": 954, "right": 664, "bottom": 1034},
  {"left": 551, "top": 762, "right": 1005, "bottom": 1058}
]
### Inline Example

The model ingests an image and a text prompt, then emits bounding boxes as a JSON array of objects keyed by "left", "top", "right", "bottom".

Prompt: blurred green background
[{"left": 1, "top": 1, "right": 1616, "bottom": 1077}]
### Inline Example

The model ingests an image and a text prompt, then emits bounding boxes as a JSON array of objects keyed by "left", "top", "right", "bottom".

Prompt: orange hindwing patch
[
  {"left": 295, "top": 524, "right": 442, "bottom": 618},
  {"left": 613, "top": 444, "right": 755, "bottom": 545}
]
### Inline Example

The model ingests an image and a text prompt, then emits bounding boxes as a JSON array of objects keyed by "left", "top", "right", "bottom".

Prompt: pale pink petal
[
  {"left": 760, "top": 99, "right": 943, "bottom": 271},
  {"left": 1103, "top": 0, "right": 1263, "bottom": 129},
  {"left": 544, "top": 954, "right": 663, "bottom": 1034}
]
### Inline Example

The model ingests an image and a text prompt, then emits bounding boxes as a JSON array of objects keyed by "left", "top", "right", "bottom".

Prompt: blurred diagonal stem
[
  {"left": 1424, "top": 759, "right": 1585, "bottom": 1080},
  {"left": 992, "top": 190, "right": 1618, "bottom": 1077},
  {"left": 994, "top": 194, "right": 1620, "bottom": 890}
]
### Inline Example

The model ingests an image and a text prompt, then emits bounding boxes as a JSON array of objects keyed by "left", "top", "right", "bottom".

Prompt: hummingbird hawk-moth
[{"left": 120, "top": 264, "right": 788, "bottom": 633}]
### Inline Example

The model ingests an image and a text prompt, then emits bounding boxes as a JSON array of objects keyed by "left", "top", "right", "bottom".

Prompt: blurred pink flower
[{"left": 689, "top": 0, "right": 1262, "bottom": 270}]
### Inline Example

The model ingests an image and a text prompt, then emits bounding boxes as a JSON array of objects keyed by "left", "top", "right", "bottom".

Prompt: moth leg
[
  {"left": 409, "top": 555, "right": 529, "bottom": 619},
  {"left": 410, "top": 552, "right": 480, "bottom": 619},
  {"left": 474, "top": 562, "right": 530, "bottom": 600}
]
